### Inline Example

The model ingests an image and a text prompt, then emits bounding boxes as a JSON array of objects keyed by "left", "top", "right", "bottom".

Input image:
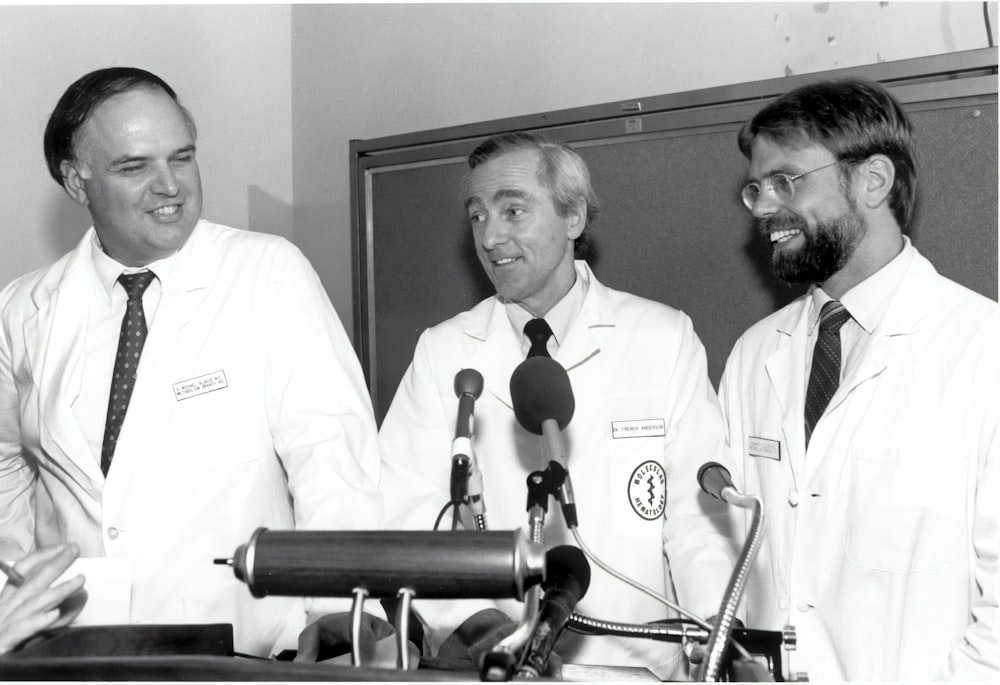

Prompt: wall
[
  {"left": 0, "top": 4, "right": 293, "bottom": 290},
  {"left": 0, "top": 3, "right": 994, "bottom": 336},
  {"left": 291, "top": 1, "right": 997, "bottom": 335}
]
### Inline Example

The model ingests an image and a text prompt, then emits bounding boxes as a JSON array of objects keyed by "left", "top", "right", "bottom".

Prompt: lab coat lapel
[
  {"left": 555, "top": 263, "right": 604, "bottom": 373},
  {"left": 25, "top": 233, "right": 104, "bottom": 490},
  {"left": 823, "top": 252, "right": 929, "bottom": 421},
  {"left": 764, "top": 302, "right": 811, "bottom": 484},
  {"left": 465, "top": 299, "right": 523, "bottom": 411},
  {"left": 104, "top": 222, "right": 215, "bottom": 494}
]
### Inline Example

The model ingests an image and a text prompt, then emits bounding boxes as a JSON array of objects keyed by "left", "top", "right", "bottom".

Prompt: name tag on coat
[
  {"left": 747, "top": 436, "right": 781, "bottom": 461},
  {"left": 173, "top": 370, "right": 228, "bottom": 401},
  {"left": 611, "top": 418, "right": 666, "bottom": 438}
]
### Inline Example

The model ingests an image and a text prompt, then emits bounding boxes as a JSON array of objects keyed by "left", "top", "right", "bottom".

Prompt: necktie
[
  {"left": 804, "top": 300, "right": 852, "bottom": 446},
  {"left": 101, "top": 271, "right": 157, "bottom": 476},
  {"left": 524, "top": 318, "right": 553, "bottom": 358}
]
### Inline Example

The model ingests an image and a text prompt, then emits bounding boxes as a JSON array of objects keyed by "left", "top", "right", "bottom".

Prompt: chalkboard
[{"left": 351, "top": 49, "right": 998, "bottom": 423}]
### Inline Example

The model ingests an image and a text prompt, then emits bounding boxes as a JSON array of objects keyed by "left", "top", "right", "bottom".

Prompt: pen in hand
[{"left": 0, "top": 559, "right": 26, "bottom": 587}]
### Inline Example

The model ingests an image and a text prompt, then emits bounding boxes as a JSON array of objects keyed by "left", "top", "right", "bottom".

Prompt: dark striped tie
[
  {"left": 524, "top": 318, "right": 553, "bottom": 358},
  {"left": 804, "top": 300, "right": 852, "bottom": 446},
  {"left": 101, "top": 270, "right": 156, "bottom": 476}
]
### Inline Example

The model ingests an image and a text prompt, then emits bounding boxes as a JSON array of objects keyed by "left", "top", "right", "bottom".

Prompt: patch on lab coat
[
  {"left": 747, "top": 436, "right": 781, "bottom": 461},
  {"left": 611, "top": 418, "right": 666, "bottom": 438},
  {"left": 627, "top": 460, "right": 667, "bottom": 520},
  {"left": 610, "top": 433, "right": 666, "bottom": 536},
  {"left": 173, "top": 370, "right": 228, "bottom": 401}
]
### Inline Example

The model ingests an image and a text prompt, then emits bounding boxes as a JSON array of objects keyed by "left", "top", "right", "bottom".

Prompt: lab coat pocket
[{"left": 844, "top": 443, "right": 966, "bottom": 574}]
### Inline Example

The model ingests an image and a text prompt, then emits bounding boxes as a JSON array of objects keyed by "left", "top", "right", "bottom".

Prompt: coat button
[
  {"left": 788, "top": 490, "right": 800, "bottom": 507},
  {"left": 107, "top": 527, "right": 119, "bottom": 540},
  {"left": 796, "top": 602, "right": 811, "bottom": 612}
]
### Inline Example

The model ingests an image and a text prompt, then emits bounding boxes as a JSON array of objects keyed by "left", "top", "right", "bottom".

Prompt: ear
[
  {"left": 60, "top": 159, "right": 90, "bottom": 206},
  {"left": 857, "top": 154, "right": 895, "bottom": 210},
  {"left": 564, "top": 199, "right": 587, "bottom": 240}
]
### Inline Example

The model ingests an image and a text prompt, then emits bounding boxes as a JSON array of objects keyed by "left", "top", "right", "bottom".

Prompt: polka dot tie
[
  {"left": 524, "top": 318, "right": 553, "bottom": 358},
  {"left": 804, "top": 300, "right": 852, "bottom": 447},
  {"left": 100, "top": 270, "right": 156, "bottom": 476}
]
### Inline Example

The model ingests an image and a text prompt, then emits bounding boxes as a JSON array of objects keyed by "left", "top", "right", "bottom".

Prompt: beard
[{"left": 758, "top": 208, "right": 866, "bottom": 285}]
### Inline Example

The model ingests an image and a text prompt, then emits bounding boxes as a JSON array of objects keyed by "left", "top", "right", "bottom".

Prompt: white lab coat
[
  {"left": 380, "top": 261, "right": 735, "bottom": 678},
  {"left": 718, "top": 244, "right": 999, "bottom": 681},
  {"left": 0, "top": 220, "right": 383, "bottom": 656}
]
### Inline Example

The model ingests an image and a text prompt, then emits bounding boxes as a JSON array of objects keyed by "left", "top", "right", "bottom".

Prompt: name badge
[
  {"left": 173, "top": 370, "right": 228, "bottom": 401},
  {"left": 747, "top": 436, "right": 781, "bottom": 461},
  {"left": 612, "top": 419, "right": 666, "bottom": 439}
]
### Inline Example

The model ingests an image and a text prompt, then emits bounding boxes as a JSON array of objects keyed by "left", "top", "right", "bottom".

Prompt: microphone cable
[{"left": 568, "top": 526, "right": 752, "bottom": 660}]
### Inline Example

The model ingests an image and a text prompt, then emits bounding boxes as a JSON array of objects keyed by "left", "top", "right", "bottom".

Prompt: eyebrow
[
  {"left": 109, "top": 144, "right": 197, "bottom": 167},
  {"left": 464, "top": 187, "right": 532, "bottom": 210}
]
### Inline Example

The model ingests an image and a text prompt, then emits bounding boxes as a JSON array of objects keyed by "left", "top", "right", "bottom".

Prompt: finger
[
  {"left": 294, "top": 622, "right": 322, "bottom": 662},
  {"left": 17, "top": 545, "right": 80, "bottom": 590},
  {"left": 50, "top": 587, "right": 89, "bottom": 629},
  {"left": 0, "top": 608, "right": 59, "bottom": 655}
]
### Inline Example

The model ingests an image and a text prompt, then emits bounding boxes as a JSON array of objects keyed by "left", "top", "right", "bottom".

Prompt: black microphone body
[
  {"left": 510, "top": 357, "right": 578, "bottom": 527},
  {"left": 697, "top": 461, "right": 738, "bottom": 504},
  {"left": 518, "top": 545, "right": 591, "bottom": 677}
]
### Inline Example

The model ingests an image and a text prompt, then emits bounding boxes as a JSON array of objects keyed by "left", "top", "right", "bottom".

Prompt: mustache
[{"left": 756, "top": 214, "right": 807, "bottom": 235}]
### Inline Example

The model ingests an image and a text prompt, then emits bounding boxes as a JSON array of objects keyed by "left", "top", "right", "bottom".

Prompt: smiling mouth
[
  {"left": 151, "top": 204, "right": 182, "bottom": 217},
  {"left": 493, "top": 256, "right": 519, "bottom": 266},
  {"left": 769, "top": 229, "right": 801, "bottom": 244}
]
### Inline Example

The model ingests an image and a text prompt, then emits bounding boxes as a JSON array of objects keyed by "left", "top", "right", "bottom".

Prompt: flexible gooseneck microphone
[
  {"left": 517, "top": 545, "right": 591, "bottom": 678},
  {"left": 509, "top": 357, "right": 578, "bottom": 527},
  {"left": 696, "top": 462, "right": 766, "bottom": 682},
  {"left": 451, "top": 369, "right": 485, "bottom": 509}
]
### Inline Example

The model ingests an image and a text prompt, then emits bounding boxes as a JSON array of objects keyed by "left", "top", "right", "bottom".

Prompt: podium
[{"left": 0, "top": 624, "right": 658, "bottom": 681}]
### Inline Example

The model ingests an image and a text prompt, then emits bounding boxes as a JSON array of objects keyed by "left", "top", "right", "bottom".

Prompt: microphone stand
[
  {"left": 698, "top": 492, "right": 765, "bottom": 682},
  {"left": 481, "top": 471, "right": 551, "bottom": 681}
]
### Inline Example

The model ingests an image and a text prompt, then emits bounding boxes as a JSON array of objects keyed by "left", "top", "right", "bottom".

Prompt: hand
[
  {"left": 0, "top": 543, "right": 87, "bottom": 654},
  {"left": 294, "top": 611, "right": 420, "bottom": 669},
  {"left": 437, "top": 608, "right": 562, "bottom": 677}
]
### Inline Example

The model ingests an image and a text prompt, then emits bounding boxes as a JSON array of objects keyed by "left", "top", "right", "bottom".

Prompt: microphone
[
  {"left": 517, "top": 545, "right": 591, "bottom": 678},
  {"left": 695, "top": 462, "right": 766, "bottom": 681},
  {"left": 510, "top": 357, "right": 578, "bottom": 527},
  {"left": 217, "top": 528, "right": 545, "bottom": 600},
  {"left": 697, "top": 461, "right": 739, "bottom": 504},
  {"left": 451, "top": 369, "right": 484, "bottom": 505}
]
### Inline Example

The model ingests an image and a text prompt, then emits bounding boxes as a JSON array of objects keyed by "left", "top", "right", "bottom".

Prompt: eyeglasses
[{"left": 741, "top": 160, "right": 846, "bottom": 211}]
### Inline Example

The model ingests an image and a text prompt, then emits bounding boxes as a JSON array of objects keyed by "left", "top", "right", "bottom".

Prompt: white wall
[
  {"left": 290, "top": 2, "right": 997, "bottom": 335},
  {"left": 0, "top": 4, "right": 293, "bottom": 288},
  {"left": 0, "top": 3, "right": 994, "bottom": 338}
]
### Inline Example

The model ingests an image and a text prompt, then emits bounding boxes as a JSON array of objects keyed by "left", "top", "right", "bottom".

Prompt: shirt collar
[
  {"left": 504, "top": 263, "right": 588, "bottom": 349},
  {"left": 90, "top": 231, "right": 178, "bottom": 303},
  {"left": 810, "top": 236, "right": 914, "bottom": 334}
]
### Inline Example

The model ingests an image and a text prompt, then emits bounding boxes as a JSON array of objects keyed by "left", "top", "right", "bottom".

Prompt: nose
[
  {"left": 478, "top": 216, "right": 508, "bottom": 251},
  {"left": 151, "top": 163, "right": 179, "bottom": 196},
  {"left": 749, "top": 190, "right": 779, "bottom": 221}
]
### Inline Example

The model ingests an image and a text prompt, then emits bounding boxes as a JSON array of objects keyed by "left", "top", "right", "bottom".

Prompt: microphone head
[
  {"left": 509, "top": 357, "right": 575, "bottom": 435},
  {"left": 697, "top": 461, "right": 735, "bottom": 501},
  {"left": 454, "top": 368, "right": 484, "bottom": 399},
  {"left": 543, "top": 545, "right": 591, "bottom": 599}
]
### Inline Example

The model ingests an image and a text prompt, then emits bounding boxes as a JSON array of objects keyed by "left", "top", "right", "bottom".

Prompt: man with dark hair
[
  {"left": 379, "top": 131, "right": 735, "bottom": 677},
  {"left": 0, "top": 67, "right": 387, "bottom": 659},
  {"left": 719, "top": 78, "right": 998, "bottom": 680}
]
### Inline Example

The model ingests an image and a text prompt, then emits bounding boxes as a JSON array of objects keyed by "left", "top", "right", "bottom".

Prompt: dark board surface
[{"left": 355, "top": 52, "right": 998, "bottom": 423}]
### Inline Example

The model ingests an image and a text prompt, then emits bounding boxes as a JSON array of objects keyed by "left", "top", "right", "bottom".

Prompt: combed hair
[
  {"left": 466, "top": 131, "right": 600, "bottom": 258},
  {"left": 737, "top": 78, "right": 917, "bottom": 230},
  {"left": 43, "top": 67, "right": 196, "bottom": 186}
]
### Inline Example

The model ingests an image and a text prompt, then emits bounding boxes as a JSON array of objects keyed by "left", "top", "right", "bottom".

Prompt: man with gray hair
[{"left": 379, "top": 131, "right": 735, "bottom": 677}]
